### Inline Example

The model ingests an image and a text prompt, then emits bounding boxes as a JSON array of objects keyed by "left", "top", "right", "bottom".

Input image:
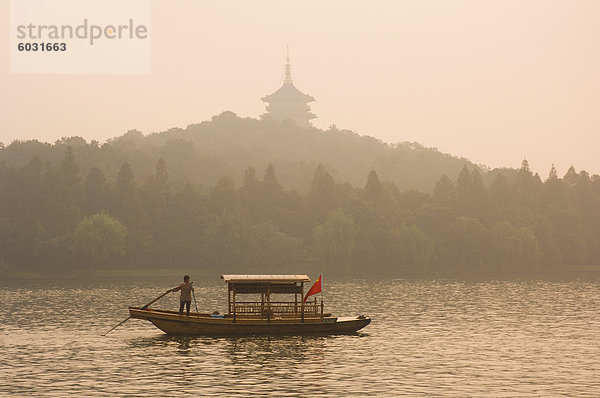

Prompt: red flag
[{"left": 303, "top": 275, "right": 322, "bottom": 303}]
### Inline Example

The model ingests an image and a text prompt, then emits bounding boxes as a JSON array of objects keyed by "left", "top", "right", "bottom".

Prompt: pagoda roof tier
[
  {"left": 261, "top": 82, "right": 315, "bottom": 103},
  {"left": 261, "top": 112, "right": 317, "bottom": 121}
]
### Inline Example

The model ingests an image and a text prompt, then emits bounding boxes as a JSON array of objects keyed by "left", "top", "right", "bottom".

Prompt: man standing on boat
[{"left": 173, "top": 275, "right": 194, "bottom": 316}]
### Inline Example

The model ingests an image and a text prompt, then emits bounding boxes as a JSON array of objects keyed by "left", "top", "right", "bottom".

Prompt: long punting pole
[
  {"left": 101, "top": 315, "right": 132, "bottom": 336},
  {"left": 102, "top": 287, "right": 177, "bottom": 336},
  {"left": 192, "top": 288, "right": 199, "bottom": 315}
]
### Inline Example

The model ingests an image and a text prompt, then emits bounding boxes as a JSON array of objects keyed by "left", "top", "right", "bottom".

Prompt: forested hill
[
  {"left": 0, "top": 111, "right": 476, "bottom": 193},
  {"left": 1, "top": 112, "right": 599, "bottom": 278}
]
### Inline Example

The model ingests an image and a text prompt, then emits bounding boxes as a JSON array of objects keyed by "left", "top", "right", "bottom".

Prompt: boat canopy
[
  {"left": 221, "top": 274, "right": 316, "bottom": 317},
  {"left": 221, "top": 274, "right": 310, "bottom": 283}
]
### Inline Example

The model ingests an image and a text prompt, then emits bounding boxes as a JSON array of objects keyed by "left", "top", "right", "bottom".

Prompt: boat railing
[{"left": 231, "top": 301, "right": 323, "bottom": 319}]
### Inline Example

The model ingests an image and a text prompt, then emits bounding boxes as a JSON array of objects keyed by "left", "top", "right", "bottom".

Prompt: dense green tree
[
  {"left": 396, "top": 224, "right": 434, "bottom": 271},
  {"left": 490, "top": 221, "right": 541, "bottom": 271},
  {"left": 83, "top": 167, "right": 111, "bottom": 215},
  {"left": 114, "top": 162, "right": 153, "bottom": 262},
  {"left": 397, "top": 190, "right": 431, "bottom": 212},
  {"left": 363, "top": 169, "right": 384, "bottom": 203},
  {"left": 516, "top": 226, "right": 542, "bottom": 269},
  {"left": 489, "top": 173, "right": 510, "bottom": 205},
  {"left": 239, "top": 166, "right": 261, "bottom": 216},
  {"left": 115, "top": 162, "right": 145, "bottom": 227},
  {"left": 42, "top": 148, "right": 83, "bottom": 236},
  {"left": 72, "top": 213, "right": 127, "bottom": 269},
  {"left": 140, "top": 159, "right": 176, "bottom": 265},
  {"left": 454, "top": 166, "right": 489, "bottom": 221},
  {"left": 155, "top": 158, "right": 168, "bottom": 188},
  {"left": 309, "top": 164, "right": 337, "bottom": 221},
  {"left": 312, "top": 208, "right": 358, "bottom": 271},
  {"left": 200, "top": 211, "right": 310, "bottom": 272},
  {"left": 209, "top": 176, "right": 238, "bottom": 213},
  {"left": 514, "top": 159, "right": 542, "bottom": 208},
  {"left": 563, "top": 166, "right": 578, "bottom": 188},
  {"left": 433, "top": 175, "right": 454, "bottom": 207},
  {"left": 456, "top": 166, "right": 472, "bottom": 200},
  {"left": 262, "top": 164, "right": 284, "bottom": 205}
]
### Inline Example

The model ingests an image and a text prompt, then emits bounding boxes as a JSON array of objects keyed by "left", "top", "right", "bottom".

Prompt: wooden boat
[{"left": 129, "top": 274, "right": 371, "bottom": 336}]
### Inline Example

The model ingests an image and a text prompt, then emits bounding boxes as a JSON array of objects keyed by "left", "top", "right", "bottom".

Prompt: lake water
[{"left": 1, "top": 278, "right": 600, "bottom": 396}]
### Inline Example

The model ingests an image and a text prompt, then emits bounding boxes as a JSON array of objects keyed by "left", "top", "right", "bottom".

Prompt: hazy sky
[{"left": 1, "top": 0, "right": 599, "bottom": 176}]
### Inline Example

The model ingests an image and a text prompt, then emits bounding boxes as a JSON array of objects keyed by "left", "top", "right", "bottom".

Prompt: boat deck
[{"left": 129, "top": 307, "right": 370, "bottom": 335}]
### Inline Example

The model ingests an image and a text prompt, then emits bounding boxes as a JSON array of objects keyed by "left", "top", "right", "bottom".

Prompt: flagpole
[{"left": 320, "top": 275, "right": 324, "bottom": 318}]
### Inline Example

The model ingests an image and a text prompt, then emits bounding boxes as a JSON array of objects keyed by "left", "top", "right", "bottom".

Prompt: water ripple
[{"left": 1, "top": 279, "right": 600, "bottom": 396}]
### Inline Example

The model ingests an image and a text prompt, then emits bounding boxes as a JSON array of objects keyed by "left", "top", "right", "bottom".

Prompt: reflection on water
[
  {"left": 128, "top": 334, "right": 329, "bottom": 364},
  {"left": 225, "top": 335, "right": 327, "bottom": 362},
  {"left": 128, "top": 335, "right": 197, "bottom": 351},
  {"left": 2, "top": 279, "right": 600, "bottom": 396}
]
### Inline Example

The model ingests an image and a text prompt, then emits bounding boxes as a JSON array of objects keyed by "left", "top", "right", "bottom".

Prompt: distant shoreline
[{"left": 2, "top": 265, "right": 599, "bottom": 284}]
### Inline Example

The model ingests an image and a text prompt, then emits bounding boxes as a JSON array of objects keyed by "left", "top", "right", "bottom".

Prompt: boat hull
[{"left": 129, "top": 307, "right": 370, "bottom": 336}]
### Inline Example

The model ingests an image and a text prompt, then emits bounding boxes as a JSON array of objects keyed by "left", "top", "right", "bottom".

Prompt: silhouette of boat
[{"left": 129, "top": 274, "right": 371, "bottom": 335}]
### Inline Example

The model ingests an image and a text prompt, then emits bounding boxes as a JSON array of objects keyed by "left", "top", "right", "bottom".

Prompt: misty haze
[{"left": 2, "top": 1, "right": 600, "bottom": 397}]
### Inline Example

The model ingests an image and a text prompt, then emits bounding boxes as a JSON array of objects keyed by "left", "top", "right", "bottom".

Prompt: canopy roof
[
  {"left": 261, "top": 83, "right": 315, "bottom": 103},
  {"left": 221, "top": 274, "right": 310, "bottom": 283}
]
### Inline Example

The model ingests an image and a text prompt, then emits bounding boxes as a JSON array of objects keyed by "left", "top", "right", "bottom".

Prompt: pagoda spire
[
  {"left": 261, "top": 48, "right": 316, "bottom": 127},
  {"left": 284, "top": 46, "right": 293, "bottom": 84}
]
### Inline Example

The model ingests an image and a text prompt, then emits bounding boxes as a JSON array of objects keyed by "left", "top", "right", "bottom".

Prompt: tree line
[
  {"left": 0, "top": 112, "right": 477, "bottom": 195},
  {"left": 1, "top": 146, "right": 598, "bottom": 276}
]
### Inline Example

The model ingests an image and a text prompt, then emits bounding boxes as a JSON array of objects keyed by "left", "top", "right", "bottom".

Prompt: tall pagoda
[{"left": 261, "top": 50, "right": 316, "bottom": 127}]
